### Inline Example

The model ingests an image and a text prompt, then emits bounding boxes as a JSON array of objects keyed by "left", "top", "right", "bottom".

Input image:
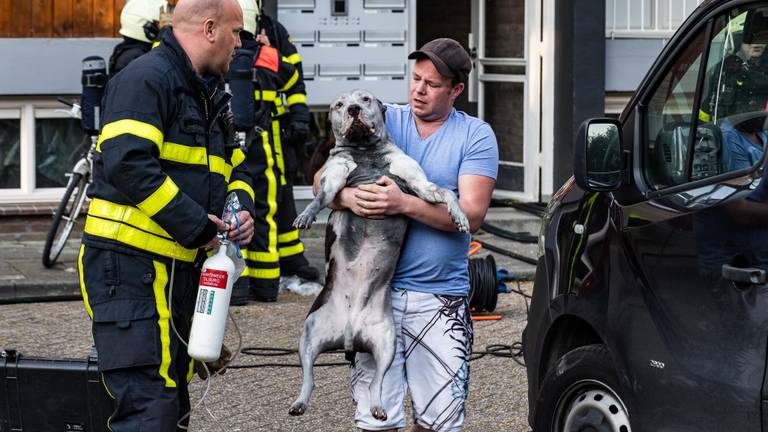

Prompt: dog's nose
[{"left": 348, "top": 104, "right": 361, "bottom": 116}]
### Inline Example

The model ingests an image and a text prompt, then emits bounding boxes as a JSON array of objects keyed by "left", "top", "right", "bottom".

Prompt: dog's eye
[
  {"left": 335, "top": 102, "right": 344, "bottom": 109},
  {"left": 362, "top": 96, "right": 370, "bottom": 103}
]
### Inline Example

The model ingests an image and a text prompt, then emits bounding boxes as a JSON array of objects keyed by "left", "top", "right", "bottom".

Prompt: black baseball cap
[{"left": 408, "top": 38, "right": 472, "bottom": 84}]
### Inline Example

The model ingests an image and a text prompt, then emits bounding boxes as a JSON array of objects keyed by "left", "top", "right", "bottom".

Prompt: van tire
[{"left": 533, "top": 344, "right": 631, "bottom": 432}]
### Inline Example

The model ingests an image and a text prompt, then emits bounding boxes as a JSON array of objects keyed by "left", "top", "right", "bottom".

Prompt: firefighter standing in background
[
  {"left": 108, "top": 0, "right": 169, "bottom": 78},
  {"left": 256, "top": 0, "right": 320, "bottom": 281},
  {"left": 230, "top": 0, "right": 309, "bottom": 303},
  {"left": 78, "top": 1, "right": 255, "bottom": 429}
]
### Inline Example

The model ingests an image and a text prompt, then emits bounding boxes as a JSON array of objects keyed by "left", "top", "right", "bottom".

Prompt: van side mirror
[{"left": 574, "top": 118, "right": 624, "bottom": 191}]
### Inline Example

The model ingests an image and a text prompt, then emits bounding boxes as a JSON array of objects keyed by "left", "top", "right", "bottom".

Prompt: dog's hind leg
[
  {"left": 365, "top": 317, "right": 396, "bottom": 421},
  {"left": 289, "top": 308, "right": 342, "bottom": 416}
]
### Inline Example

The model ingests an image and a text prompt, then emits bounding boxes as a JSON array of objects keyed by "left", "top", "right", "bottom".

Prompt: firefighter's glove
[
  {"left": 287, "top": 121, "right": 309, "bottom": 147},
  {"left": 194, "top": 344, "right": 232, "bottom": 380}
]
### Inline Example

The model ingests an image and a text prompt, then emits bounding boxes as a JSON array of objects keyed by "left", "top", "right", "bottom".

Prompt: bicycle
[{"left": 41, "top": 97, "right": 97, "bottom": 268}]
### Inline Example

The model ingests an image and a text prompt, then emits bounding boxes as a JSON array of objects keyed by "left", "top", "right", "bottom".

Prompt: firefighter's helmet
[
  {"left": 237, "top": 0, "right": 261, "bottom": 35},
  {"left": 119, "top": 0, "right": 166, "bottom": 43}
]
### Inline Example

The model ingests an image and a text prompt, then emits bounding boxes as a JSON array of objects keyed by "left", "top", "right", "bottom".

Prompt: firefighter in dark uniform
[
  {"left": 108, "top": 0, "right": 165, "bottom": 78},
  {"left": 230, "top": 0, "right": 311, "bottom": 302},
  {"left": 77, "top": 1, "right": 254, "bottom": 430},
  {"left": 256, "top": 1, "right": 320, "bottom": 281}
]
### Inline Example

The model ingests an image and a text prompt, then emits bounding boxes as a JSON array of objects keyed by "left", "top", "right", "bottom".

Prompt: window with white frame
[
  {"left": 0, "top": 109, "right": 20, "bottom": 190},
  {"left": 0, "top": 99, "right": 85, "bottom": 203}
]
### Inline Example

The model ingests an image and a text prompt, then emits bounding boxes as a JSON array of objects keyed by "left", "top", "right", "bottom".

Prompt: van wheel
[{"left": 533, "top": 344, "right": 631, "bottom": 432}]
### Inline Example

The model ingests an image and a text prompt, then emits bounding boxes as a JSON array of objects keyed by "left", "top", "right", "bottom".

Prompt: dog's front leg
[
  {"left": 388, "top": 154, "right": 470, "bottom": 233},
  {"left": 294, "top": 156, "right": 357, "bottom": 229}
]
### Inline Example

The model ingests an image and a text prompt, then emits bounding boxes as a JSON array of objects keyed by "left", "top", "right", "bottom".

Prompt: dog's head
[{"left": 329, "top": 89, "right": 388, "bottom": 146}]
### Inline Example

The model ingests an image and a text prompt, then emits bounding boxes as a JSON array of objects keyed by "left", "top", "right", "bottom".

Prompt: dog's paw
[
  {"left": 289, "top": 401, "right": 308, "bottom": 416},
  {"left": 293, "top": 212, "right": 316, "bottom": 230},
  {"left": 453, "top": 212, "right": 470, "bottom": 233},
  {"left": 370, "top": 405, "right": 388, "bottom": 421},
  {"left": 448, "top": 202, "right": 470, "bottom": 233}
]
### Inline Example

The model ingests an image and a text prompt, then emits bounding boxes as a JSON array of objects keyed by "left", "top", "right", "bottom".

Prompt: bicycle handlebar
[{"left": 56, "top": 97, "right": 75, "bottom": 107}]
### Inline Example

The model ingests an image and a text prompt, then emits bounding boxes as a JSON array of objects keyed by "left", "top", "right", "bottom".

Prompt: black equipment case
[{"left": 0, "top": 349, "right": 113, "bottom": 431}]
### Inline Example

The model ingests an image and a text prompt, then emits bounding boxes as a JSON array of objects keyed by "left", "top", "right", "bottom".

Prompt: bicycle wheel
[{"left": 42, "top": 172, "right": 88, "bottom": 268}]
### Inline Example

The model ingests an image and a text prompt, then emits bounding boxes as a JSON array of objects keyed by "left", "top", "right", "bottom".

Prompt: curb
[{"left": 0, "top": 280, "right": 82, "bottom": 304}]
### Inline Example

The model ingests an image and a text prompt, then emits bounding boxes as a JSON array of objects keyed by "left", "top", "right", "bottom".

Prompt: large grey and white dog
[{"left": 288, "top": 89, "right": 469, "bottom": 420}]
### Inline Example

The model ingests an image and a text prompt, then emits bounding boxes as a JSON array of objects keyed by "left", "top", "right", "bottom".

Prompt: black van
[{"left": 523, "top": 0, "right": 768, "bottom": 430}]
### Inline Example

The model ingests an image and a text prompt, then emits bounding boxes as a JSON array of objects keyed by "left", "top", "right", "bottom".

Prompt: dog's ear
[{"left": 377, "top": 99, "right": 387, "bottom": 122}]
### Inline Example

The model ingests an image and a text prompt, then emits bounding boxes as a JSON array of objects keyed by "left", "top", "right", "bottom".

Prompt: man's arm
[{"left": 348, "top": 175, "right": 495, "bottom": 233}]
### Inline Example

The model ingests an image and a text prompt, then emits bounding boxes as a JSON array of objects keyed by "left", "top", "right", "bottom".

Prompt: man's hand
[
  {"left": 352, "top": 176, "right": 409, "bottom": 218},
  {"left": 158, "top": 5, "right": 173, "bottom": 30},
  {"left": 225, "top": 211, "right": 255, "bottom": 245},
  {"left": 203, "top": 215, "right": 228, "bottom": 249},
  {"left": 256, "top": 29, "right": 271, "bottom": 46}
]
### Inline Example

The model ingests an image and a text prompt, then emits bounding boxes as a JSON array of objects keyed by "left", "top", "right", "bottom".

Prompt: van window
[
  {"left": 645, "top": 30, "right": 706, "bottom": 189},
  {"left": 698, "top": 7, "right": 768, "bottom": 176}
]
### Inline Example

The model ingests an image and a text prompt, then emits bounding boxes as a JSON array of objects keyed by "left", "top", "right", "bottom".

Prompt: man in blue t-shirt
[{"left": 326, "top": 38, "right": 498, "bottom": 431}]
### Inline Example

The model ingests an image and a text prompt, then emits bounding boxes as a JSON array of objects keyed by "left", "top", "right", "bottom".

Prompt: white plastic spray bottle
[{"left": 187, "top": 236, "right": 237, "bottom": 362}]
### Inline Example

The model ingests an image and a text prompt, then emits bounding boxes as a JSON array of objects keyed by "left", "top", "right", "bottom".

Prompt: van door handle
[{"left": 722, "top": 264, "right": 767, "bottom": 284}]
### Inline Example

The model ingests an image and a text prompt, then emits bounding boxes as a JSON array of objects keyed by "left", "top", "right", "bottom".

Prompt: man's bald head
[
  {"left": 172, "top": 0, "right": 243, "bottom": 75},
  {"left": 173, "top": 0, "right": 224, "bottom": 29}
]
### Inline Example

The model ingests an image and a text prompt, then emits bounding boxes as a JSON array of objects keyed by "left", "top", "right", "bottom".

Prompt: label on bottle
[{"left": 199, "top": 268, "right": 228, "bottom": 289}]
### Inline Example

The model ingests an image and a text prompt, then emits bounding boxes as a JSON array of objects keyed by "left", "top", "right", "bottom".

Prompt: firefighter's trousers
[
  {"left": 273, "top": 119, "right": 311, "bottom": 273},
  {"left": 78, "top": 244, "right": 198, "bottom": 432},
  {"left": 238, "top": 128, "right": 281, "bottom": 299}
]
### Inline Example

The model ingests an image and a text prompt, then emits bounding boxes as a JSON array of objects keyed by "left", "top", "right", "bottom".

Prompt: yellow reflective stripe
[
  {"left": 152, "top": 41, "right": 160, "bottom": 49},
  {"left": 279, "top": 242, "right": 304, "bottom": 258},
  {"left": 231, "top": 148, "right": 246, "bottom": 168},
  {"left": 187, "top": 358, "right": 195, "bottom": 383},
  {"left": 272, "top": 120, "right": 286, "bottom": 185},
  {"left": 278, "top": 230, "right": 299, "bottom": 243},
  {"left": 84, "top": 216, "right": 198, "bottom": 262},
  {"left": 285, "top": 53, "right": 301, "bottom": 65},
  {"left": 242, "top": 266, "right": 281, "bottom": 279},
  {"left": 152, "top": 261, "right": 177, "bottom": 388},
  {"left": 160, "top": 142, "right": 207, "bottom": 165},
  {"left": 260, "top": 130, "right": 279, "bottom": 254},
  {"left": 97, "top": 119, "right": 163, "bottom": 152},
  {"left": 88, "top": 198, "right": 172, "bottom": 238},
  {"left": 254, "top": 90, "right": 277, "bottom": 101},
  {"left": 78, "top": 245, "right": 93, "bottom": 319},
  {"left": 137, "top": 177, "right": 179, "bottom": 217},
  {"left": 698, "top": 109, "right": 711, "bottom": 122},
  {"left": 280, "top": 70, "right": 299, "bottom": 92},
  {"left": 228, "top": 180, "right": 255, "bottom": 203},
  {"left": 241, "top": 248, "right": 279, "bottom": 262},
  {"left": 286, "top": 93, "right": 307, "bottom": 106},
  {"left": 209, "top": 155, "right": 233, "bottom": 182}
]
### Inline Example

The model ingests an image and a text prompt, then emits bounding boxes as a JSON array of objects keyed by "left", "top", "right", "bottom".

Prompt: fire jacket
[
  {"left": 83, "top": 31, "right": 255, "bottom": 263},
  {"left": 256, "top": 15, "right": 309, "bottom": 124},
  {"left": 108, "top": 37, "right": 152, "bottom": 80}
]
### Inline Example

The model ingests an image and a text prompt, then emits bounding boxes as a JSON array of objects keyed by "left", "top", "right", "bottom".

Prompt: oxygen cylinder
[
  {"left": 188, "top": 242, "right": 237, "bottom": 362},
  {"left": 80, "top": 56, "right": 107, "bottom": 135}
]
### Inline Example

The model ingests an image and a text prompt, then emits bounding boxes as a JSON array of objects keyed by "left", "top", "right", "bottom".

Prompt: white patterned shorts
[{"left": 351, "top": 289, "right": 473, "bottom": 431}]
